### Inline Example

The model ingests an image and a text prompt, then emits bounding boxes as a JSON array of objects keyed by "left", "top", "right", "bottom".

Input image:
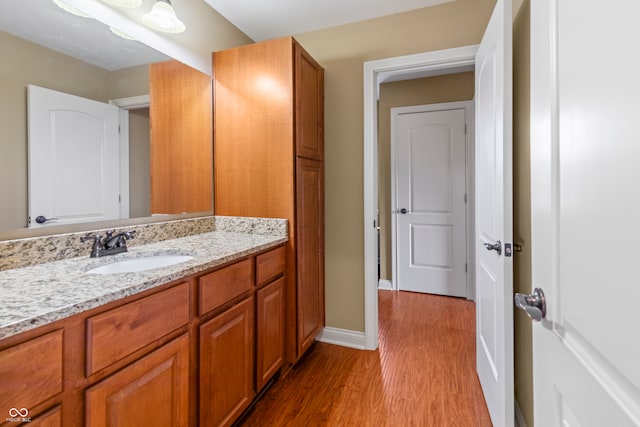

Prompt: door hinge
[
  {"left": 465, "top": 262, "right": 468, "bottom": 273},
  {"left": 464, "top": 193, "right": 467, "bottom": 203},
  {"left": 464, "top": 124, "right": 467, "bottom": 134},
  {"left": 118, "top": 194, "right": 121, "bottom": 203},
  {"left": 118, "top": 125, "right": 121, "bottom": 133}
]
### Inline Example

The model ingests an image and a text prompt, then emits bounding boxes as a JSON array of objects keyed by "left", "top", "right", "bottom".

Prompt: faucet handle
[{"left": 80, "top": 232, "right": 102, "bottom": 243}]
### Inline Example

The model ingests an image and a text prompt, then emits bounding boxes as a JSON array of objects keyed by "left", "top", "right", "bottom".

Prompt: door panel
[
  {"left": 393, "top": 106, "right": 467, "bottom": 297},
  {"left": 28, "top": 85, "right": 120, "bottom": 228},
  {"left": 531, "top": 1, "right": 640, "bottom": 425},
  {"left": 474, "top": 0, "right": 513, "bottom": 425}
]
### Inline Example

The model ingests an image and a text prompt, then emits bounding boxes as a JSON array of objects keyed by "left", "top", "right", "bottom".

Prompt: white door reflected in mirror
[{"left": 28, "top": 84, "right": 122, "bottom": 228}]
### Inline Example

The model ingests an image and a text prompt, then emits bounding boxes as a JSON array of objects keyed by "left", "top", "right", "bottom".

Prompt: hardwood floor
[{"left": 239, "top": 290, "right": 492, "bottom": 426}]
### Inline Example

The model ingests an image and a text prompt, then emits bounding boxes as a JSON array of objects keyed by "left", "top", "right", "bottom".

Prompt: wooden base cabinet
[
  {"left": 85, "top": 334, "right": 189, "bottom": 427},
  {"left": 200, "top": 297, "right": 255, "bottom": 427},
  {"left": 214, "top": 36, "right": 325, "bottom": 364},
  {"left": 0, "top": 245, "right": 285, "bottom": 427}
]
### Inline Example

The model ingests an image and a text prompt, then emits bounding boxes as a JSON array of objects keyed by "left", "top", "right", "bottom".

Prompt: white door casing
[
  {"left": 391, "top": 103, "right": 468, "bottom": 297},
  {"left": 474, "top": 0, "right": 513, "bottom": 426},
  {"left": 530, "top": 1, "right": 640, "bottom": 425},
  {"left": 363, "top": 45, "right": 478, "bottom": 351},
  {"left": 28, "top": 85, "right": 121, "bottom": 228},
  {"left": 110, "top": 95, "right": 151, "bottom": 220}
]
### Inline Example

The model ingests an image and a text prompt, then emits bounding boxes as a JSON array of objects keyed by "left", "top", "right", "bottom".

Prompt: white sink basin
[{"left": 86, "top": 255, "right": 194, "bottom": 275}]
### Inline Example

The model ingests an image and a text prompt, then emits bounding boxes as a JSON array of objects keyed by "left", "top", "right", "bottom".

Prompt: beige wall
[
  {"left": 110, "top": 64, "right": 151, "bottom": 99},
  {"left": 513, "top": 0, "right": 533, "bottom": 425},
  {"left": 129, "top": 108, "right": 151, "bottom": 218},
  {"left": 294, "top": 0, "right": 495, "bottom": 331},
  {"left": 377, "top": 72, "right": 475, "bottom": 281}
]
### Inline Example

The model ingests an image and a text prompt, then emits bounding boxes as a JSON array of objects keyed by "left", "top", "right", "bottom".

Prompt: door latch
[
  {"left": 483, "top": 240, "right": 502, "bottom": 255},
  {"left": 514, "top": 288, "right": 546, "bottom": 322}
]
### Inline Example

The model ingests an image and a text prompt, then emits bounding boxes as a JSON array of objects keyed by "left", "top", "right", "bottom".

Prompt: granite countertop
[{"left": 0, "top": 230, "right": 287, "bottom": 340}]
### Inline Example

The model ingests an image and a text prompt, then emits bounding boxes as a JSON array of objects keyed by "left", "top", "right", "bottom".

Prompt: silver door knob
[{"left": 514, "top": 288, "right": 546, "bottom": 322}]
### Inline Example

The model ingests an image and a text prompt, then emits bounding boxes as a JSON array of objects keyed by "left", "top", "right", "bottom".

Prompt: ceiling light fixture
[
  {"left": 142, "top": 0, "right": 186, "bottom": 34},
  {"left": 52, "top": 0, "right": 91, "bottom": 18},
  {"left": 101, "top": 0, "right": 143, "bottom": 8},
  {"left": 109, "top": 26, "right": 136, "bottom": 40}
]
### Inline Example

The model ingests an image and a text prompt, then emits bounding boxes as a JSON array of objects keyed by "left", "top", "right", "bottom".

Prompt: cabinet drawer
[
  {"left": 199, "top": 258, "right": 253, "bottom": 315},
  {"left": 86, "top": 283, "right": 190, "bottom": 376},
  {"left": 0, "top": 330, "right": 63, "bottom": 415},
  {"left": 256, "top": 246, "right": 285, "bottom": 287}
]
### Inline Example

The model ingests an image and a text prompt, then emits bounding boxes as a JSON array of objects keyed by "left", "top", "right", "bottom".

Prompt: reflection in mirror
[{"left": 0, "top": 0, "right": 213, "bottom": 235}]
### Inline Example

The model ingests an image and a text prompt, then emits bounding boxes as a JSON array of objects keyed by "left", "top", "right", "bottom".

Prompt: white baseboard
[
  {"left": 378, "top": 279, "right": 393, "bottom": 290},
  {"left": 515, "top": 399, "right": 527, "bottom": 427},
  {"left": 316, "top": 327, "right": 366, "bottom": 350}
]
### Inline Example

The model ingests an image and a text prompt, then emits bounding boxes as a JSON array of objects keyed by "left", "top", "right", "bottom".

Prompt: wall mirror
[{"left": 0, "top": 0, "right": 213, "bottom": 238}]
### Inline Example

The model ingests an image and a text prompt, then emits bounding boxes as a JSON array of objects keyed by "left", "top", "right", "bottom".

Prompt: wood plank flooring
[{"left": 239, "top": 290, "right": 492, "bottom": 426}]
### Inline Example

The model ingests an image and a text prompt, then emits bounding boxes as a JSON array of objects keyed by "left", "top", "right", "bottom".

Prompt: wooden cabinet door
[
  {"left": 85, "top": 334, "right": 189, "bottom": 427},
  {"left": 28, "top": 406, "right": 62, "bottom": 427},
  {"left": 295, "top": 158, "right": 325, "bottom": 355},
  {"left": 294, "top": 42, "right": 324, "bottom": 162},
  {"left": 200, "top": 297, "right": 254, "bottom": 427},
  {"left": 256, "top": 277, "right": 285, "bottom": 391}
]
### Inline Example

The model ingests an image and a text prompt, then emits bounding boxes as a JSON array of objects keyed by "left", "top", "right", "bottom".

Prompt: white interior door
[
  {"left": 530, "top": 1, "right": 640, "bottom": 425},
  {"left": 391, "top": 104, "right": 467, "bottom": 297},
  {"left": 28, "top": 85, "right": 121, "bottom": 228},
  {"left": 474, "top": 0, "right": 513, "bottom": 425}
]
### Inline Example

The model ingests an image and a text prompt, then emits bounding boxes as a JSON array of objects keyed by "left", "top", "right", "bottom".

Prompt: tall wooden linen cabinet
[{"left": 213, "top": 37, "right": 324, "bottom": 364}]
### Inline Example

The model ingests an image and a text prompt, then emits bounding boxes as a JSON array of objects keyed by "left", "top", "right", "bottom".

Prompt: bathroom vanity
[{"left": 0, "top": 216, "right": 287, "bottom": 427}]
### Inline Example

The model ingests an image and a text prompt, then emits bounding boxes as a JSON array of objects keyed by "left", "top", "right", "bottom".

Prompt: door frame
[
  {"left": 363, "top": 45, "right": 478, "bottom": 350},
  {"left": 110, "top": 95, "right": 151, "bottom": 220},
  {"left": 390, "top": 101, "right": 474, "bottom": 295}
]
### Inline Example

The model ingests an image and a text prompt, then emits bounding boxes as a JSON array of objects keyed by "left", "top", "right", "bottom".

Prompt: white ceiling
[
  {"left": 0, "top": 0, "right": 168, "bottom": 71},
  {"left": 203, "top": 0, "right": 456, "bottom": 42},
  {"left": 0, "top": 0, "right": 455, "bottom": 73}
]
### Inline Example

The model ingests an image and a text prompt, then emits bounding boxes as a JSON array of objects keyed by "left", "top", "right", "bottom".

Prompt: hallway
[{"left": 240, "top": 290, "right": 492, "bottom": 426}]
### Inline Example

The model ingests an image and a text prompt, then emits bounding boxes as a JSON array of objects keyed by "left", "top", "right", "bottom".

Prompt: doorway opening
[{"left": 363, "top": 45, "right": 478, "bottom": 351}]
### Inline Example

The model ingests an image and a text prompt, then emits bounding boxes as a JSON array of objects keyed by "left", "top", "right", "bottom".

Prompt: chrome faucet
[{"left": 81, "top": 230, "right": 136, "bottom": 258}]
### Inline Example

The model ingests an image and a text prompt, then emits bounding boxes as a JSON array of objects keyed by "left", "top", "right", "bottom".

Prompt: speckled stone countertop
[{"left": 0, "top": 225, "right": 287, "bottom": 340}]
